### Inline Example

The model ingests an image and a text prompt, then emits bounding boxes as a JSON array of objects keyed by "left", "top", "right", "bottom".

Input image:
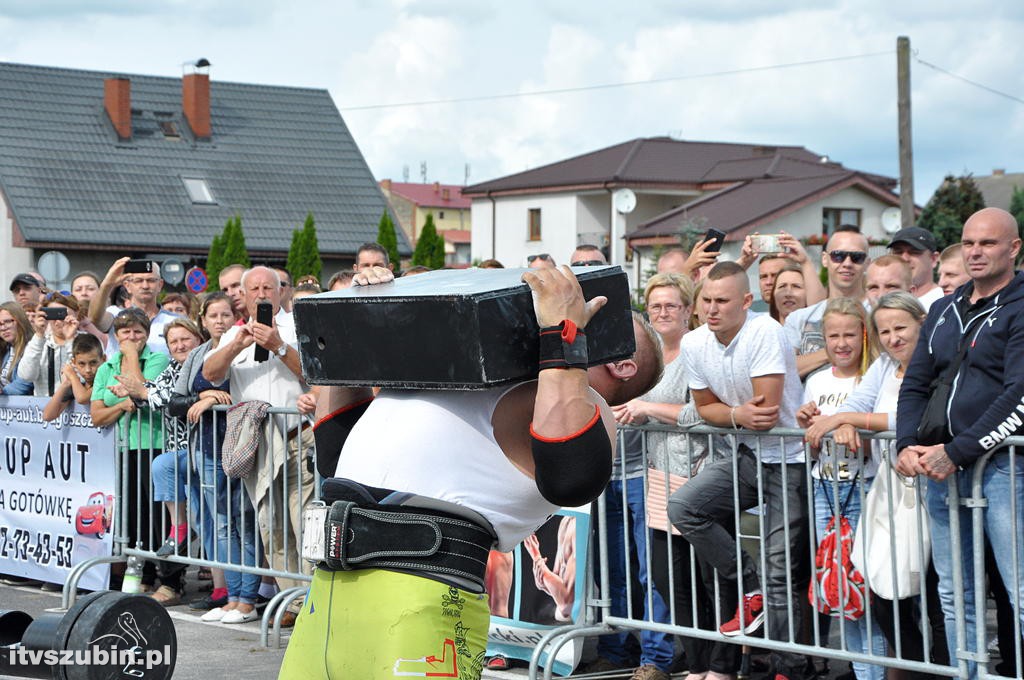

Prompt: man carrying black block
[{"left": 279, "top": 265, "right": 663, "bottom": 680}]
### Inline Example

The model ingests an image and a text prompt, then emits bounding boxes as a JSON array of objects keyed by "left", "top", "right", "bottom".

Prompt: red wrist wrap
[{"left": 538, "top": 320, "right": 588, "bottom": 370}]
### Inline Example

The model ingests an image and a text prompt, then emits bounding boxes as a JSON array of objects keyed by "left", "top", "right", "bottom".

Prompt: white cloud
[{"left": 0, "top": 0, "right": 1022, "bottom": 205}]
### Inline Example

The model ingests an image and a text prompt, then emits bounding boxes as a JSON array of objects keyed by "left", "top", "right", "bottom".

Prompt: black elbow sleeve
[
  {"left": 313, "top": 398, "right": 373, "bottom": 479},
  {"left": 530, "top": 407, "right": 612, "bottom": 507},
  {"left": 166, "top": 393, "right": 196, "bottom": 419}
]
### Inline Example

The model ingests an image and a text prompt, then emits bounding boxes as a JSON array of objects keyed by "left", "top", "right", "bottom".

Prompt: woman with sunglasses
[
  {"left": 0, "top": 301, "right": 34, "bottom": 395},
  {"left": 784, "top": 230, "right": 871, "bottom": 378}
]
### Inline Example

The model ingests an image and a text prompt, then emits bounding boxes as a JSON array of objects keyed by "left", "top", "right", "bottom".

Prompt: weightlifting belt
[{"left": 302, "top": 478, "right": 496, "bottom": 593}]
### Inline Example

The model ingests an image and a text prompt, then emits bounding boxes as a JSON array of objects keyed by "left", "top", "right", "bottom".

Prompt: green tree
[
  {"left": 286, "top": 228, "right": 303, "bottom": 281},
  {"left": 304, "top": 214, "right": 322, "bottom": 281},
  {"left": 206, "top": 215, "right": 250, "bottom": 286},
  {"left": 917, "top": 174, "right": 986, "bottom": 250},
  {"left": 412, "top": 213, "right": 445, "bottom": 269},
  {"left": 1009, "top": 186, "right": 1024, "bottom": 235},
  {"left": 376, "top": 211, "right": 400, "bottom": 270},
  {"left": 206, "top": 232, "right": 224, "bottom": 285},
  {"left": 287, "top": 213, "right": 322, "bottom": 282}
]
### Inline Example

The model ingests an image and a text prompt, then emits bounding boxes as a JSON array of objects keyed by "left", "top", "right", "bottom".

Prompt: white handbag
[{"left": 851, "top": 460, "right": 930, "bottom": 600}]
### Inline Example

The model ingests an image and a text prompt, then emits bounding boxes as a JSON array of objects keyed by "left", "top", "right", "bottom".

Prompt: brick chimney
[
  {"left": 182, "top": 73, "right": 211, "bottom": 139},
  {"left": 104, "top": 78, "right": 131, "bottom": 141},
  {"left": 380, "top": 179, "right": 392, "bottom": 192}
]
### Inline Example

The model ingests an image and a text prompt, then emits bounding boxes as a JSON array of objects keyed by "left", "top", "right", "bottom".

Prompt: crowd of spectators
[{"left": 0, "top": 212, "right": 1020, "bottom": 680}]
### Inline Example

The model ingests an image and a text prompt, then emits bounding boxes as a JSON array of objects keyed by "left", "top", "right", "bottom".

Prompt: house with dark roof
[
  {"left": 0, "top": 61, "right": 408, "bottom": 290},
  {"left": 463, "top": 137, "right": 902, "bottom": 286},
  {"left": 379, "top": 180, "right": 471, "bottom": 265},
  {"left": 972, "top": 169, "right": 1024, "bottom": 212}
]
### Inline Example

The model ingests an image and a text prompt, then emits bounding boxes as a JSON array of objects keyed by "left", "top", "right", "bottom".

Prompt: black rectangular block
[{"left": 293, "top": 266, "right": 635, "bottom": 389}]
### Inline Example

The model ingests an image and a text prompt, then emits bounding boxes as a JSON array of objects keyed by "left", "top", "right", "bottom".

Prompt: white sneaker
[
  {"left": 201, "top": 607, "right": 228, "bottom": 622},
  {"left": 221, "top": 608, "right": 259, "bottom": 624}
]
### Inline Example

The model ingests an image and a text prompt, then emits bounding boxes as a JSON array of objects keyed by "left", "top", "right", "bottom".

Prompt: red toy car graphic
[{"left": 75, "top": 492, "right": 113, "bottom": 538}]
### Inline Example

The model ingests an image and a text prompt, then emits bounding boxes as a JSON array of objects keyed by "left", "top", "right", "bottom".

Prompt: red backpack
[{"left": 809, "top": 480, "right": 867, "bottom": 621}]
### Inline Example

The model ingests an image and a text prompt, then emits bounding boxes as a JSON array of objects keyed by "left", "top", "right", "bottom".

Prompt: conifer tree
[
  {"left": 206, "top": 233, "right": 224, "bottom": 284},
  {"left": 917, "top": 174, "right": 986, "bottom": 250},
  {"left": 1009, "top": 186, "right": 1024, "bottom": 235},
  {"left": 413, "top": 213, "right": 445, "bottom": 269},
  {"left": 376, "top": 211, "right": 400, "bottom": 270}
]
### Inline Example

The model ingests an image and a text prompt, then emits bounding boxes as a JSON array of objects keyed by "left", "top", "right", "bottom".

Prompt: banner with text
[
  {"left": 484, "top": 507, "right": 590, "bottom": 676},
  {"left": 0, "top": 397, "right": 115, "bottom": 591}
]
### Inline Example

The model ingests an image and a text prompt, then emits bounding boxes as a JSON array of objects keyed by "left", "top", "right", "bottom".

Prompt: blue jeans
[
  {"left": 669, "top": 448, "right": 808, "bottom": 679},
  {"left": 597, "top": 476, "right": 674, "bottom": 672},
  {"left": 199, "top": 453, "right": 261, "bottom": 604},
  {"left": 814, "top": 479, "right": 886, "bottom": 680},
  {"left": 927, "top": 450, "right": 1024, "bottom": 679},
  {"left": 151, "top": 449, "right": 192, "bottom": 503}
]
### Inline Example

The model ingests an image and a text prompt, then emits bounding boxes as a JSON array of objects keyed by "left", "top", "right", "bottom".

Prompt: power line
[
  {"left": 339, "top": 50, "right": 891, "bottom": 112},
  {"left": 914, "top": 56, "right": 1024, "bottom": 106}
]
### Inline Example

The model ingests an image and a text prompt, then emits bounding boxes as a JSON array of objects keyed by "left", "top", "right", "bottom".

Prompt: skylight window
[
  {"left": 159, "top": 121, "right": 180, "bottom": 139},
  {"left": 182, "top": 177, "right": 216, "bottom": 204}
]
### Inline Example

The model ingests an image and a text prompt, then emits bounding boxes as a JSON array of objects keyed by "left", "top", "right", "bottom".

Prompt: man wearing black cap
[
  {"left": 888, "top": 226, "right": 944, "bottom": 310},
  {"left": 9, "top": 273, "right": 43, "bottom": 308}
]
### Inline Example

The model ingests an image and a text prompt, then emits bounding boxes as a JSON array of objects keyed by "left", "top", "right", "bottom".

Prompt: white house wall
[
  {"left": 771, "top": 186, "right": 890, "bottom": 243},
  {"left": 470, "top": 193, "right": 579, "bottom": 267},
  {"left": 0, "top": 192, "right": 32, "bottom": 290},
  {"left": 576, "top": 194, "right": 609, "bottom": 248}
]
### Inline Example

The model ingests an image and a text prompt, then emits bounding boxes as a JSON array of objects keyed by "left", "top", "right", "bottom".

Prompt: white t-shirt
[
  {"left": 203, "top": 315, "right": 305, "bottom": 411},
  {"left": 338, "top": 385, "right": 559, "bottom": 552},
  {"left": 802, "top": 369, "right": 875, "bottom": 480},
  {"left": 917, "top": 285, "right": 945, "bottom": 312},
  {"left": 682, "top": 312, "right": 805, "bottom": 464},
  {"left": 784, "top": 300, "right": 827, "bottom": 355}
]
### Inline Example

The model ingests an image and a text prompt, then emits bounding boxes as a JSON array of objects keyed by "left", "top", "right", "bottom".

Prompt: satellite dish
[
  {"left": 37, "top": 250, "right": 71, "bottom": 284},
  {"left": 613, "top": 188, "right": 637, "bottom": 214},
  {"left": 161, "top": 259, "right": 185, "bottom": 286},
  {"left": 881, "top": 207, "right": 902, "bottom": 234}
]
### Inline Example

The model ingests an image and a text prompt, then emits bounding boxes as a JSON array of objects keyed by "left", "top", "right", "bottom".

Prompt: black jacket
[{"left": 897, "top": 271, "right": 1024, "bottom": 467}]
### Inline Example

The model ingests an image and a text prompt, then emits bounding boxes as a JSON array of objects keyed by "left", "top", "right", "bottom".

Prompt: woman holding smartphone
[{"left": 19, "top": 292, "right": 82, "bottom": 397}]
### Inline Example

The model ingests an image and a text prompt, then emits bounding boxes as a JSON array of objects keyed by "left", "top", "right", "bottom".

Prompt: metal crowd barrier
[
  {"left": 63, "top": 404, "right": 318, "bottom": 648},
  {"left": 529, "top": 424, "right": 1024, "bottom": 680}
]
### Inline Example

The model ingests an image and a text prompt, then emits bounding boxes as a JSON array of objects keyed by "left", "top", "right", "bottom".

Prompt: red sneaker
[{"left": 719, "top": 592, "right": 765, "bottom": 637}]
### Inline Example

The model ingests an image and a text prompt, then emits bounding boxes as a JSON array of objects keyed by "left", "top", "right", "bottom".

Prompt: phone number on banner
[{"left": 0, "top": 527, "right": 74, "bottom": 568}]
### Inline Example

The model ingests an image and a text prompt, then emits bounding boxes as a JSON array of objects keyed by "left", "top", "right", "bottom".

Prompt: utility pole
[{"left": 897, "top": 36, "right": 915, "bottom": 227}]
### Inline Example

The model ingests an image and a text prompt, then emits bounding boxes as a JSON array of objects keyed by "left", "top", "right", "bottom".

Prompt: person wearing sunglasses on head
[
  {"left": 784, "top": 226, "right": 872, "bottom": 379},
  {"left": 527, "top": 253, "right": 556, "bottom": 269},
  {"left": 569, "top": 245, "right": 607, "bottom": 267}
]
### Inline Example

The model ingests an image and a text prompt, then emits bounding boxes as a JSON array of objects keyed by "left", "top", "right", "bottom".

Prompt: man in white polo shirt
[
  {"left": 668, "top": 261, "right": 807, "bottom": 680},
  {"left": 203, "top": 265, "right": 314, "bottom": 617}
]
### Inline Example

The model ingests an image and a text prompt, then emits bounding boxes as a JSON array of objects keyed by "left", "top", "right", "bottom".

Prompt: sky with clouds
[{"left": 2, "top": 0, "right": 1022, "bottom": 204}]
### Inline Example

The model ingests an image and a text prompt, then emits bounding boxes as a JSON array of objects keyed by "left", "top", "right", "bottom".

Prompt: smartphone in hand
[
  {"left": 703, "top": 228, "right": 727, "bottom": 253},
  {"left": 124, "top": 259, "right": 154, "bottom": 274},
  {"left": 253, "top": 301, "right": 273, "bottom": 362}
]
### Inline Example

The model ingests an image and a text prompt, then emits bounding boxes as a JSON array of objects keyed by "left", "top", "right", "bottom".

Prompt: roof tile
[{"left": 0, "top": 62, "right": 410, "bottom": 255}]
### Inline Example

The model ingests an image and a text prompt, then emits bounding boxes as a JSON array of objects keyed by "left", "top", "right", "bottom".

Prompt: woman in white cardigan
[{"left": 18, "top": 292, "right": 81, "bottom": 397}]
